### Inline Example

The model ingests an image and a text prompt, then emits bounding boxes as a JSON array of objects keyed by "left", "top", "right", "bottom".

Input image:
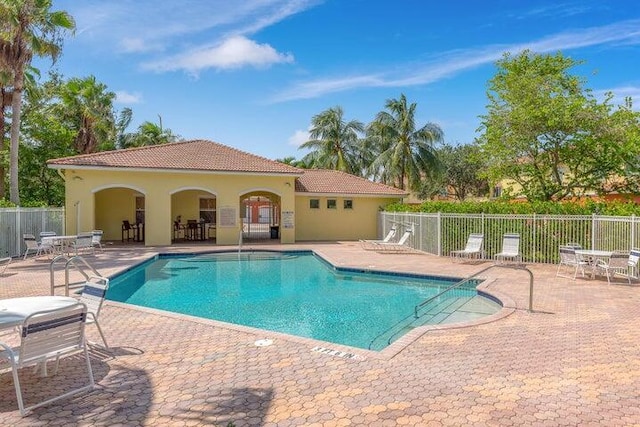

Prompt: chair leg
[
  {"left": 11, "top": 365, "right": 26, "bottom": 416},
  {"left": 92, "top": 320, "right": 109, "bottom": 348}
]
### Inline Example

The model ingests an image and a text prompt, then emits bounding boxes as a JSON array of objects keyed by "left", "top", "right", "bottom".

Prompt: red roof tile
[
  {"left": 296, "top": 169, "right": 407, "bottom": 196},
  {"left": 47, "top": 140, "right": 303, "bottom": 175},
  {"left": 47, "top": 140, "right": 406, "bottom": 196}
]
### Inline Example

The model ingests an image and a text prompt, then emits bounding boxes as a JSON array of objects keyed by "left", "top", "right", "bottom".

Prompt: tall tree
[
  {"left": 57, "top": 75, "right": 116, "bottom": 154},
  {"left": 0, "top": 0, "right": 74, "bottom": 204},
  {"left": 367, "top": 94, "right": 443, "bottom": 191},
  {"left": 478, "top": 50, "right": 640, "bottom": 201},
  {"left": 435, "top": 143, "right": 489, "bottom": 200},
  {"left": 299, "top": 106, "right": 364, "bottom": 173},
  {"left": 120, "top": 115, "right": 179, "bottom": 148}
]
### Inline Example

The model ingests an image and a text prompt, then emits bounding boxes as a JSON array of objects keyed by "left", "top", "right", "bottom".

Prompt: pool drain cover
[
  {"left": 254, "top": 339, "right": 273, "bottom": 347},
  {"left": 312, "top": 346, "right": 364, "bottom": 360}
]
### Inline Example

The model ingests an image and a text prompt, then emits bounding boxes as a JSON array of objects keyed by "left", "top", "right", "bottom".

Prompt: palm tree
[
  {"left": 367, "top": 94, "right": 444, "bottom": 191},
  {"left": 299, "top": 106, "right": 364, "bottom": 174},
  {"left": 0, "top": 0, "right": 74, "bottom": 204},
  {"left": 121, "top": 115, "right": 179, "bottom": 148},
  {"left": 58, "top": 75, "right": 116, "bottom": 154}
]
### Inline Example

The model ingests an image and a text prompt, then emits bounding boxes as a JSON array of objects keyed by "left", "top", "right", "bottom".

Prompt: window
[
  {"left": 199, "top": 198, "right": 216, "bottom": 223},
  {"left": 135, "top": 196, "right": 145, "bottom": 224},
  {"left": 327, "top": 199, "right": 337, "bottom": 209},
  {"left": 343, "top": 199, "right": 353, "bottom": 210},
  {"left": 310, "top": 199, "right": 320, "bottom": 209},
  {"left": 492, "top": 186, "right": 502, "bottom": 198}
]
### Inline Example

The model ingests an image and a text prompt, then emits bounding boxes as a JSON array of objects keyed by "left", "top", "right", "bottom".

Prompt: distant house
[{"left": 47, "top": 140, "right": 407, "bottom": 245}]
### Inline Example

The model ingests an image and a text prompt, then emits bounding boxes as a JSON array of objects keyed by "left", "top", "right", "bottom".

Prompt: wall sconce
[
  {"left": 72, "top": 175, "right": 83, "bottom": 181},
  {"left": 284, "top": 182, "right": 291, "bottom": 187}
]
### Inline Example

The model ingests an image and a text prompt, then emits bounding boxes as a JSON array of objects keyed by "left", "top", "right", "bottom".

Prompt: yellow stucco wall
[
  {"left": 61, "top": 168, "right": 400, "bottom": 245},
  {"left": 62, "top": 169, "right": 297, "bottom": 245},
  {"left": 294, "top": 195, "right": 399, "bottom": 241}
]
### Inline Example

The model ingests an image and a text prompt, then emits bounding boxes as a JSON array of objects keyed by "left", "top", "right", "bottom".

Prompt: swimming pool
[{"left": 108, "top": 251, "right": 497, "bottom": 350}]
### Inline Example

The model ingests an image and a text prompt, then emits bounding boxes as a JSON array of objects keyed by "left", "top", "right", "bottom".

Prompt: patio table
[
  {"left": 0, "top": 296, "right": 78, "bottom": 331},
  {"left": 41, "top": 235, "right": 77, "bottom": 255},
  {"left": 575, "top": 249, "right": 613, "bottom": 279}
]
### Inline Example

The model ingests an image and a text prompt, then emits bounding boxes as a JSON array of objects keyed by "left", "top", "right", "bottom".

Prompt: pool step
[{"left": 370, "top": 295, "right": 501, "bottom": 350}]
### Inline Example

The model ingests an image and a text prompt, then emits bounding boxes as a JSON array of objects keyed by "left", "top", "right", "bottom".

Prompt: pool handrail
[{"left": 368, "top": 263, "right": 534, "bottom": 350}]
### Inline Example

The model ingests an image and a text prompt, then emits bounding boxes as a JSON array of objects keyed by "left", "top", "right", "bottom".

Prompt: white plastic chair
[
  {"left": 91, "top": 230, "right": 104, "bottom": 252},
  {"left": 22, "top": 234, "right": 51, "bottom": 260},
  {"left": 595, "top": 251, "right": 631, "bottom": 285},
  {"left": 79, "top": 276, "right": 110, "bottom": 348},
  {"left": 451, "top": 233, "right": 485, "bottom": 261},
  {"left": 0, "top": 302, "right": 94, "bottom": 416},
  {"left": 495, "top": 233, "right": 521, "bottom": 263},
  {"left": 556, "top": 245, "right": 588, "bottom": 279},
  {"left": 72, "top": 233, "right": 94, "bottom": 255}
]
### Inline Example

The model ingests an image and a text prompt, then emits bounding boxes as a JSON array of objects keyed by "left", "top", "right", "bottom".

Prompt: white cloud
[
  {"left": 271, "top": 18, "right": 640, "bottom": 102},
  {"left": 142, "top": 36, "right": 294, "bottom": 74},
  {"left": 288, "top": 128, "right": 311, "bottom": 147},
  {"left": 593, "top": 86, "right": 640, "bottom": 110},
  {"left": 114, "top": 90, "right": 143, "bottom": 104},
  {"left": 61, "top": 0, "right": 320, "bottom": 54}
]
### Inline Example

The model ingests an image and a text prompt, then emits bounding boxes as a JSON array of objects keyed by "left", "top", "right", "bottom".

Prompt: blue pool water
[{"left": 107, "top": 251, "right": 479, "bottom": 350}]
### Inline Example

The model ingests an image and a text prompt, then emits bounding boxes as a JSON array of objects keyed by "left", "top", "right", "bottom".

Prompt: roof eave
[{"left": 48, "top": 164, "right": 303, "bottom": 176}]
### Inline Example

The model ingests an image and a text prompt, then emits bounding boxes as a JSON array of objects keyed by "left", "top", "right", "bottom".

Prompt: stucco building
[{"left": 47, "top": 140, "right": 407, "bottom": 246}]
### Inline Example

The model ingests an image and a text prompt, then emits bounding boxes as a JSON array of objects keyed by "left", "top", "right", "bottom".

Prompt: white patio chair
[
  {"left": 0, "top": 302, "right": 94, "bottom": 416},
  {"left": 91, "top": 230, "right": 104, "bottom": 252},
  {"left": 556, "top": 245, "right": 588, "bottom": 279},
  {"left": 450, "top": 233, "right": 485, "bottom": 261},
  {"left": 594, "top": 251, "right": 631, "bottom": 285},
  {"left": 71, "top": 233, "right": 94, "bottom": 256},
  {"left": 495, "top": 233, "right": 521, "bottom": 264},
  {"left": 79, "top": 276, "right": 110, "bottom": 348},
  {"left": 22, "top": 234, "right": 52, "bottom": 260},
  {"left": 360, "top": 225, "right": 397, "bottom": 250}
]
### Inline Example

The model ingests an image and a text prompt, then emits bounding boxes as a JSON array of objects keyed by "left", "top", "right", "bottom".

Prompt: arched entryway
[
  {"left": 240, "top": 191, "right": 281, "bottom": 242},
  {"left": 93, "top": 185, "right": 146, "bottom": 242},
  {"left": 170, "top": 188, "right": 217, "bottom": 243}
]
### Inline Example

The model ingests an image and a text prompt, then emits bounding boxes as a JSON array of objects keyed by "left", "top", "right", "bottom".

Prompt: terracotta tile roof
[
  {"left": 47, "top": 140, "right": 303, "bottom": 175},
  {"left": 295, "top": 169, "right": 407, "bottom": 196}
]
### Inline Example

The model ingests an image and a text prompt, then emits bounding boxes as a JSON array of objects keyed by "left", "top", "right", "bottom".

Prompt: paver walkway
[{"left": 1, "top": 242, "right": 639, "bottom": 426}]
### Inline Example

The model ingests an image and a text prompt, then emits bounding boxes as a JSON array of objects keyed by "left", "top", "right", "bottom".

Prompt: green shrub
[{"left": 384, "top": 200, "right": 640, "bottom": 216}]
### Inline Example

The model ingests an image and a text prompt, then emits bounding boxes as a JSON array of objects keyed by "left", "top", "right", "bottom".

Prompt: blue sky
[{"left": 44, "top": 0, "right": 640, "bottom": 160}]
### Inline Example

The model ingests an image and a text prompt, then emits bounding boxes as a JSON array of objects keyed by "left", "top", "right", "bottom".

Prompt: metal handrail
[
  {"left": 368, "top": 263, "right": 535, "bottom": 350},
  {"left": 50, "top": 255, "right": 101, "bottom": 296},
  {"left": 415, "top": 263, "right": 534, "bottom": 317}
]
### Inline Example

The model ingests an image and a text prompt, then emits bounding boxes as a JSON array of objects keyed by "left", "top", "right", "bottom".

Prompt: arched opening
[
  {"left": 240, "top": 191, "right": 281, "bottom": 242},
  {"left": 170, "top": 188, "right": 217, "bottom": 243},
  {"left": 94, "top": 186, "right": 146, "bottom": 243}
]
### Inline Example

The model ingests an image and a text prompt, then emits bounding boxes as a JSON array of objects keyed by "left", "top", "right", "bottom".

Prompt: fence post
[
  {"left": 632, "top": 215, "right": 636, "bottom": 250},
  {"left": 532, "top": 213, "right": 536, "bottom": 264},
  {"left": 592, "top": 214, "right": 596, "bottom": 250},
  {"left": 437, "top": 212, "right": 441, "bottom": 256}
]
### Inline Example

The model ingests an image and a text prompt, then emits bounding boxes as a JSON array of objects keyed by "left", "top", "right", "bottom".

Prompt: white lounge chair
[
  {"left": 79, "top": 276, "right": 110, "bottom": 348},
  {"left": 450, "top": 233, "right": 484, "bottom": 261},
  {"left": 495, "top": 233, "right": 521, "bottom": 263},
  {"left": 360, "top": 225, "right": 397, "bottom": 250},
  {"left": 0, "top": 302, "right": 95, "bottom": 416},
  {"left": 373, "top": 229, "right": 413, "bottom": 253},
  {"left": 556, "top": 245, "right": 589, "bottom": 279}
]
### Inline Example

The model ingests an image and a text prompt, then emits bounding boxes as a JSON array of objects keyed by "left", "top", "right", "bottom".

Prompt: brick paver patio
[{"left": 1, "top": 242, "right": 639, "bottom": 426}]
